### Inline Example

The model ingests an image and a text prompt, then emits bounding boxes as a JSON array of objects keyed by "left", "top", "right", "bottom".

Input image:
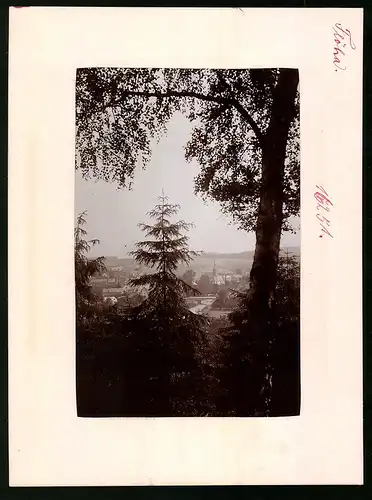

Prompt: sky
[{"left": 75, "top": 113, "right": 300, "bottom": 258}]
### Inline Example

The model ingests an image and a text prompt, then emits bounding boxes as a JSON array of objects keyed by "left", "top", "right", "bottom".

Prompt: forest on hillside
[{"left": 75, "top": 68, "right": 300, "bottom": 417}]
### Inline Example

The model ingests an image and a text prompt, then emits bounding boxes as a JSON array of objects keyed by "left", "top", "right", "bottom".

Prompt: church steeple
[{"left": 213, "top": 260, "right": 217, "bottom": 277}]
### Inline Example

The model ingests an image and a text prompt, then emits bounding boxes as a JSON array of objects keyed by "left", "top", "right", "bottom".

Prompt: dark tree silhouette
[
  {"left": 75, "top": 213, "right": 126, "bottom": 417},
  {"left": 75, "top": 211, "right": 106, "bottom": 328},
  {"left": 218, "top": 252, "right": 300, "bottom": 416},
  {"left": 270, "top": 252, "right": 300, "bottom": 416},
  {"left": 122, "top": 193, "right": 206, "bottom": 416},
  {"left": 75, "top": 68, "right": 300, "bottom": 412}
]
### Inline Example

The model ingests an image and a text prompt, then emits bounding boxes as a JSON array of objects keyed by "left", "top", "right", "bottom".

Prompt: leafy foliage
[
  {"left": 75, "top": 212, "right": 107, "bottom": 328},
  {"left": 76, "top": 68, "right": 299, "bottom": 232},
  {"left": 182, "top": 269, "right": 196, "bottom": 285},
  {"left": 75, "top": 213, "right": 128, "bottom": 416},
  {"left": 212, "top": 287, "right": 238, "bottom": 310},
  {"left": 275, "top": 253, "right": 300, "bottom": 327},
  {"left": 216, "top": 253, "right": 301, "bottom": 416},
  {"left": 181, "top": 269, "right": 197, "bottom": 296}
]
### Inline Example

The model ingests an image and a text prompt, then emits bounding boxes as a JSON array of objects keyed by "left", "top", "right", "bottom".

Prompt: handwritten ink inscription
[
  {"left": 314, "top": 185, "right": 334, "bottom": 238},
  {"left": 333, "top": 23, "right": 356, "bottom": 71}
]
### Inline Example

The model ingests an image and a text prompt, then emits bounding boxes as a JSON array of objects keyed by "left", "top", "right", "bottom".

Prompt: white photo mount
[{"left": 8, "top": 7, "right": 363, "bottom": 486}]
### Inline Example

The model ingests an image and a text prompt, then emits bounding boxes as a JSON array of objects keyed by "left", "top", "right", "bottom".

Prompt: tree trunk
[{"left": 246, "top": 69, "right": 299, "bottom": 416}]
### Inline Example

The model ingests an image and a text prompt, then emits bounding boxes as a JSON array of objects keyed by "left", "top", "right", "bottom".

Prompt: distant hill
[
  {"left": 201, "top": 246, "right": 300, "bottom": 260},
  {"left": 103, "top": 256, "right": 135, "bottom": 267},
  {"left": 102, "top": 246, "right": 300, "bottom": 275},
  {"left": 178, "top": 246, "right": 300, "bottom": 275}
]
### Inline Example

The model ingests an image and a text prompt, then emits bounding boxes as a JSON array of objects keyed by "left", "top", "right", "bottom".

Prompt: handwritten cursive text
[
  {"left": 333, "top": 23, "right": 356, "bottom": 71},
  {"left": 314, "top": 185, "right": 334, "bottom": 238}
]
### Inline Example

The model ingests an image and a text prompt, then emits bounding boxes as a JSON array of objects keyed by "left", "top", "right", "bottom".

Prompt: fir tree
[
  {"left": 75, "top": 211, "right": 106, "bottom": 329},
  {"left": 122, "top": 193, "right": 207, "bottom": 416},
  {"left": 129, "top": 192, "right": 201, "bottom": 309}
]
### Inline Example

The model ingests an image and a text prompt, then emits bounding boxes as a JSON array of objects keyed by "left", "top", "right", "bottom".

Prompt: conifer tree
[
  {"left": 122, "top": 193, "right": 206, "bottom": 416},
  {"left": 75, "top": 211, "right": 106, "bottom": 329},
  {"left": 129, "top": 192, "right": 201, "bottom": 312}
]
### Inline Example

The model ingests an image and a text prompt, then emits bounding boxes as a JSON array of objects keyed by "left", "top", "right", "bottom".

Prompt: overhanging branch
[
  {"left": 214, "top": 71, "right": 265, "bottom": 146},
  {"left": 110, "top": 89, "right": 264, "bottom": 146},
  {"left": 230, "top": 99, "right": 264, "bottom": 146}
]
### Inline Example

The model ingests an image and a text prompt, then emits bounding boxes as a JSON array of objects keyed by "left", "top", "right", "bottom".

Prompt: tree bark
[{"left": 246, "top": 69, "right": 299, "bottom": 415}]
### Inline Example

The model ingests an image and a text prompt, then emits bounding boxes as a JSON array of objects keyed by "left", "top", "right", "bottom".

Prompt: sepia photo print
[{"left": 75, "top": 68, "right": 300, "bottom": 418}]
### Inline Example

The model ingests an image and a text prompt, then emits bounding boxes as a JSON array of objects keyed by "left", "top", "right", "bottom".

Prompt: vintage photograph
[{"left": 75, "top": 68, "right": 300, "bottom": 418}]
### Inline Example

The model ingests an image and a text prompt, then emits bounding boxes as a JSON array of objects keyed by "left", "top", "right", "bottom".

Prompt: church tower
[{"left": 213, "top": 260, "right": 217, "bottom": 278}]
